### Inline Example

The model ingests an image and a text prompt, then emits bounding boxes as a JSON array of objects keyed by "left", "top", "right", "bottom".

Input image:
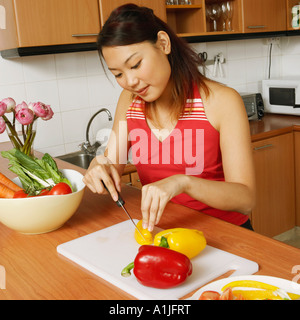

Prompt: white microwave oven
[{"left": 262, "top": 79, "right": 300, "bottom": 116}]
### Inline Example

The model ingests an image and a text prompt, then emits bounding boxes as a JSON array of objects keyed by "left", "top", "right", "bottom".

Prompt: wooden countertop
[
  {"left": 1, "top": 114, "right": 300, "bottom": 300},
  {"left": 250, "top": 113, "right": 300, "bottom": 141}
]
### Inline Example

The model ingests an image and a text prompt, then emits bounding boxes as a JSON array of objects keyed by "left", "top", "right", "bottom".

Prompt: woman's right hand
[{"left": 82, "top": 155, "right": 121, "bottom": 202}]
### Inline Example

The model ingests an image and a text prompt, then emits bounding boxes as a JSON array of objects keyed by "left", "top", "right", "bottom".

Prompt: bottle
[{"left": 291, "top": 4, "right": 300, "bottom": 29}]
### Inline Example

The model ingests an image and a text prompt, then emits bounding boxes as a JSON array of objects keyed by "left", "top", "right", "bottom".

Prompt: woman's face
[{"left": 102, "top": 33, "right": 172, "bottom": 103}]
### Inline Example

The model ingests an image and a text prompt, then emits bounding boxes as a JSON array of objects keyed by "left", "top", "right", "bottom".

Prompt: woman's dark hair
[{"left": 97, "top": 3, "right": 209, "bottom": 122}]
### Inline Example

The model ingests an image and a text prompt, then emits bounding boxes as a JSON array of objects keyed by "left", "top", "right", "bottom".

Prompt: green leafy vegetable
[{"left": 1, "top": 149, "right": 72, "bottom": 194}]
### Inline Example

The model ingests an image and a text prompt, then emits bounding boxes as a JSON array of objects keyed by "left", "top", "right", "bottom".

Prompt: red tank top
[{"left": 126, "top": 85, "right": 248, "bottom": 225}]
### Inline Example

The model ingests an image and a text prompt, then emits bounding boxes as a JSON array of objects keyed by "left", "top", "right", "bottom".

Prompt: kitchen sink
[{"left": 57, "top": 151, "right": 94, "bottom": 169}]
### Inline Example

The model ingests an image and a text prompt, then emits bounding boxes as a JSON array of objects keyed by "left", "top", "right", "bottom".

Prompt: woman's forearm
[{"left": 182, "top": 175, "right": 256, "bottom": 215}]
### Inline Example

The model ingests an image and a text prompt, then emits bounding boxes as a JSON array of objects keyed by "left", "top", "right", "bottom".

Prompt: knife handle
[
  {"left": 102, "top": 181, "right": 125, "bottom": 207},
  {"left": 115, "top": 196, "right": 125, "bottom": 207}
]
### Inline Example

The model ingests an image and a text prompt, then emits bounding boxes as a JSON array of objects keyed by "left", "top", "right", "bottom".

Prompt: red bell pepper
[{"left": 121, "top": 245, "right": 193, "bottom": 289}]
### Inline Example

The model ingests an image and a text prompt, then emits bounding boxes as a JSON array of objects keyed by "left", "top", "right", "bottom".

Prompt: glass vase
[{"left": 6, "top": 120, "right": 37, "bottom": 157}]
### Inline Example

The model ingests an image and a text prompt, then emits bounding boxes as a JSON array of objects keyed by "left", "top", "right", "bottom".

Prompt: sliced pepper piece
[
  {"left": 222, "top": 280, "right": 300, "bottom": 300},
  {"left": 121, "top": 245, "right": 193, "bottom": 289},
  {"left": 232, "top": 289, "right": 289, "bottom": 300},
  {"left": 221, "top": 280, "right": 279, "bottom": 292},
  {"left": 134, "top": 220, "right": 153, "bottom": 245},
  {"left": 154, "top": 228, "right": 206, "bottom": 259}
]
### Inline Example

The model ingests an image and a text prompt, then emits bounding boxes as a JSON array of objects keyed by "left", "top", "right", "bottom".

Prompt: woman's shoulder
[
  {"left": 118, "top": 89, "right": 134, "bottom": 106},
  {"left": 115, "top": 89, "right": 134, "bottom": 119},
  {"left": 205, "top": 80, "right": 241, "bottom": 101},
  {"left": 203, "top": 80, "right": 243, "bottom": 111},
  {"left": 201, "top": 80, "right": 246, "bottom": 130}
]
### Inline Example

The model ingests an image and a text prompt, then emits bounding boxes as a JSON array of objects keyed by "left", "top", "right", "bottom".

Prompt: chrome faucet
[{"left": 80, "top": 108, "right": 113, "bottom": 155}]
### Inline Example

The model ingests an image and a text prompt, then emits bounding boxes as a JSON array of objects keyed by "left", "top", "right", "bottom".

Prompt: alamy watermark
[
  {"left": 98, "top": 122, "right": 205, "bottom": 175},
  {"left": 0, "top": 4, "right": 6, "bottom": 30}
]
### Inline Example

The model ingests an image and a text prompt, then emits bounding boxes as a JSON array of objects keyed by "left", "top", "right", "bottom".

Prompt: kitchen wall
[{"left": 0, "top": 36, "right": 300, "bottom": 157}]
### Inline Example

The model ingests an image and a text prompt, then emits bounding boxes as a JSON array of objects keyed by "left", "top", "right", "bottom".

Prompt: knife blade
[{"left": 102, "top": 182, "right": 147, "bottom": 241}]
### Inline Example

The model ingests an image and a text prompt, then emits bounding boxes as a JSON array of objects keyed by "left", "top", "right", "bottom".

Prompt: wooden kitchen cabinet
[
  {"left": 242, "top": 0, "right": 286, "bottom": 33},
  {"left": 0, "top": 0, "right": 101, "bottom": 50},
  {"left": 167, "top": 0, "right": 243, "bottom": 35},
  {"left": 122, "top": 164, "right": 142, "bottom": 189},
  {"left": 0, "top": 0, "right": 297, "bottom": 57},
  {"left": 99, "top": 0, "right": 167, "bottom": 27},
  {"left": 205, "top": 0, "right": 243, "bottom": 34},
  {"left": 166, "top": 0, "right": 205, "bottom": 35},
  {"left": 294, "top": 131, "right": 300, "bottom": 226},
  {"left": 251, "top": 132, "right": 295, "bottom": 237}
]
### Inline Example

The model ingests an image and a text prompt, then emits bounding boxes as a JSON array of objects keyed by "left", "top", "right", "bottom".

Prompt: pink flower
[
  {"left": 0, "top": 101, "right": 7, "bottom": 116},
  {"left": 1, "top": 98, "right": 16, "bottom": 113},
  {"left": 15, "top": 101, "right": 28, "bottom": 113},
  {"left": 16, "top": 107, "right": 34, "bottom": 125},
  {"left": 42, "top": 105, "right": 54, "bottom": 121},
  {"left": 30, "top": 102, "right": 49, "bottom": 118},
  {"left": 0, "top": 117, "right": 6, "bottom": 134}
]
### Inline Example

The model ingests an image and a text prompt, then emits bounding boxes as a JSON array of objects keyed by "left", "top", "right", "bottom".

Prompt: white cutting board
[{"left": 57, "top": 220, "right": 259, "bottom": 300}]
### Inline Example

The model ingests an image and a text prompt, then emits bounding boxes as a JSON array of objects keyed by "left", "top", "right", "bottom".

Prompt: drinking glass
[
  {"left": 208, "top": 4, "right": 221, "bottom": 32},
  {"left": 221, "top": 2, "right": 228, "bottom": 31},
  {"left": 226, "top": 1, "right": 233, "bottom": 31}
]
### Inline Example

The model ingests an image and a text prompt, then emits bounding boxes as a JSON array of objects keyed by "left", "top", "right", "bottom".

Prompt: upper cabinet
[
  {"left": 164, "top": 0, "right": 287, "bottom": 36},
  {"left": 99, "top": 0, "right": 166, "bottom": 27},
  {"left": 0, "top": 0, "right": 299, "bottom": 57},
  {"left": 0, "top": 0, "right": 101, "bottom": 50},
  {"left": 242, "top": 0, "right": 286, "bottom": 33}
]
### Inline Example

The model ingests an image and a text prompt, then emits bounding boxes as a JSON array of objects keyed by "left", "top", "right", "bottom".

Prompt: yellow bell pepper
[
  {"left": 134, "top": 220, "right": 153, "bottom": 245},
  {"left": 153, "top": 228, "right": 206, "bottom": 259}
]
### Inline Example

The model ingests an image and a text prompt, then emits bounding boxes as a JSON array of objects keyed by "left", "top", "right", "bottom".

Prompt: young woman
[{"left": 83, "top": 4, "right": 256, "bottom": 232}]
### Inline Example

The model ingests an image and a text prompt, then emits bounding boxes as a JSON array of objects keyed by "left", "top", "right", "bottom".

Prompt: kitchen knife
[{"left": 102, "top": 182, "right": 146, "bottom": 241}]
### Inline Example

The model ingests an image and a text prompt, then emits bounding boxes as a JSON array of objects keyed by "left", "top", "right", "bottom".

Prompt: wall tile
[
  {"left": 227, "top": 40, "right": 246, "bottom": 60},
  {"left": 85, "top": 51, "right": 105, "bottom": 76},
  {"left": 25, "top": 80, "right": 61, "bottom": 113},
  {"left": 34, "top": 113, "right": 64, "bottom": 149},
  {"left": 55, "top": 52, "right": 87, "bottom": 79},
  {"left": 282, "top": 54, "right": 300, "bottom": 78},
  {"left": 22, "top": 55, "right": 56, "bottom": 82},
  {"left": 245, "top": 57, "right": 265, "bottom": 83},
  {"left": 226, "top": 59, "right": 247, "bottom": 85},
  {"left": 245, "top": 39, "right": 265, "bottom": 58},
  {"left": 0, "top": 83, "right": 26, "bottom": 103},
  {"left": 281, "top": 36, "right": 300, "bottom": 55},
  {"left": 58, "top": 77, "right": 90, "bottom": 112},
  {"left": 87, "top": 74, "right": 122, "bottom": 107},
  {"left": 61, "top": 108, "right": 92, "bottom": 144},
  {"left": 0, "top": 57, "right": 24, "bottom": 85}
]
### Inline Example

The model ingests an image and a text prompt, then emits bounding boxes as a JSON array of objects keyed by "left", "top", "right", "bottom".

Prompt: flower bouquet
[{"left": 0, "top": 98, "right": 53, "bottom": 156}]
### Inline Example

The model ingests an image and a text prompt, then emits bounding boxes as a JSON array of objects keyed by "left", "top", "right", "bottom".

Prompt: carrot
[
  {"left": 0, "top": 182, "right": 15, "bottom": 198},
  {"left": 0, "top": 172, "right": 22, "bottom": 192}
]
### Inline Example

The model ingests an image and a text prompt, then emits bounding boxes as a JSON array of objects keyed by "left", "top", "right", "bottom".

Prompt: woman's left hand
[{"left": 141, "top": 175, "right": 188, "bottom": 232}]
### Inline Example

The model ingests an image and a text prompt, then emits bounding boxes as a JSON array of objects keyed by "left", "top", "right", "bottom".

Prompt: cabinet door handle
[
  {"left": 72, "top": 33, "right": 98, "bottom": 37},
  {"left": 247, "top": 25, "right": 266, "bottom": 29},
  {"left": 253, "top": 144, "right": 273, "bottom": 151}
]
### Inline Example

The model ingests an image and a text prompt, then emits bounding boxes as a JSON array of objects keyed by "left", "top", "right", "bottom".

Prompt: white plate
[{"left": 187, "top": 275, "right": 300, "bottom": 300}]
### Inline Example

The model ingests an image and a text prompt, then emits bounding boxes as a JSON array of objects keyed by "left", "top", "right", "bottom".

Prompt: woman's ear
[{"left": 156, "top": 31, "right": 171, "bottom": 54}]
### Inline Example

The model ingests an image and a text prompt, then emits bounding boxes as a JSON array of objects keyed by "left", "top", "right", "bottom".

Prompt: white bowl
[{"left": 0, "top": 169, "right": 85, "bottom": 234}]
